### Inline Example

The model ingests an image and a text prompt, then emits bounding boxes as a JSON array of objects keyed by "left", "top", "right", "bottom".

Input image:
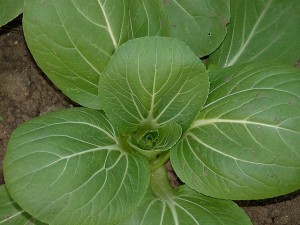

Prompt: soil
[{"left": 0, "top": 19, "right": 300, "bottom": 225}]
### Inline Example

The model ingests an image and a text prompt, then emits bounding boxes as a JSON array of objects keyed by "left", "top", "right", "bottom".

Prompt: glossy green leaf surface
[
  {"left": 0, "top": 0, "right": 23, "bottom": 27},
  {"left": 171, "top": 63, "right": 300, "bottom": 200},
  {"left": 99, "top": 37, "right": 209, "bottom": 134},
  {"left": 4, "top": 108, "right": 150, "bottom": 225},
  {"left": 164, "top": 0, "right": 230, "bottom": 57},
  {"left": 120, "top": 167, "right": 251, "bottom": 225},
  {"left": 209, "top": 0, "right": 300, "bottom": 67},
  {"left": 0, "top": 185, "right": 46, "bottom": 225}
]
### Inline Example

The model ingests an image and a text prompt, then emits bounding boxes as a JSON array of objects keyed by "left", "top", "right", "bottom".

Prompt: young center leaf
[
  {"left": 0, "top": 185, "right": 46, "bottom": 225},
  {"left": 171, "top": 63, "right": 300, "bottom": 200},
  {"left": 99, "top": 36, "right": 209, "bottom": 134},
  {"left": 163, "top": 0, "right": 230, "bottom": 57},
  {"left": 128, "top": 121, "right": 182, "bottom": 159},
  {"left": 23, "top": 0, "right": 168, "bottom": 109},
  {"left": 119, "top": 167, "right": 252, "bottom": 225},
  {"left": 209, "top": 0, "right": 300, "bottom": 67},
  {"left": 0, "top": 0, "right": 23, "bottom": 27},
  {"left": 3, "top": 108, "right": 150, "bottom": 225}
]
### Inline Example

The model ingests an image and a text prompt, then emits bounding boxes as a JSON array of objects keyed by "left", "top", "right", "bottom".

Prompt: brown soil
[
  {"left": 0, "top": 19, "right": 299, "bottom": 225},
  {"left": 0, "top": 20, "right": 73, "bottom": 184}
]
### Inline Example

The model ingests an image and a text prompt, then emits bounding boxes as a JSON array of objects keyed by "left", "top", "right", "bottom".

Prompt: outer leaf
[
  {"left": 120, "top": 167, "right": 252, "bottom": 225},
  {"left": 23, "top": 0, "right": 129, "bottom": 109},
  {"left": 0, "top": 185, "right": 46, "bottom": 225},
  {"left": 4, "top": 108, "right": 150, "bottom": 225},
  {"left": 171, "top": 63, "right": 300, "bottom": 200},
  {"left": 0, "top": 0, "right": 23, "bottom": 27},
  {"left": 129, "top": 0, "right": 169, "bottom": 38},
  {"left": 209, "top": 0, "right": 300, "bottom": 67},
  {"left": 164, "top": 0, "right": 230, "bottom": 57},
  {"left": 99, "top": 37, "right": 209, "bottom": 134}
]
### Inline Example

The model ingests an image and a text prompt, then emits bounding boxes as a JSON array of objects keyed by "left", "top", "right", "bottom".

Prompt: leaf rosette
[
  {"left": 3, "top": 1, "right": 300, "bottom": 224},
  {"left": 4, "top": 37, "right": 210, "bottom": 225},
  {"left": 99, "top": 37, "right": 209, "bottom": 158}
]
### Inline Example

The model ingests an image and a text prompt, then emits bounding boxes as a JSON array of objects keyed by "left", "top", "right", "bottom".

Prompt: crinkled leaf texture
[
  {"left": 0, "top": 0, "right": 23, "bottom": 27},
  {"left": 4, "top": 108, "right": 150, "bottom": 225},
  {"left": 164, "top": 0, "right": 230, "bottom": 57},
  {"left": 209, "top": 0, "right": 300, "bottom": 67},
  {"left": 99, "top": 37, "right": 209, "bottom": 135},
  {"left": 0, "top": 185, "right": 46, "bottom": 225},
  {"left": 171, "top": 63, "right": 300, "bottom": 200},
  {"left": 23, "top": 0, "right": 168, "bottom": 109},
  {"left": 119, "top": 167, "right": 252, "bottom": 225}
]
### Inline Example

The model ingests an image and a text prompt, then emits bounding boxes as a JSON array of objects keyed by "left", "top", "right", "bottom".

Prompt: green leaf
[
  {"left": 0, "top": 185, "right": 46, "bottom": 225},
  {"left": 4, "top": 108, "right": 150, "bottom": 225},
  {"left": 23, "top": 0, "right": 130, "bottom": 109},
  {"left": 151, "top": 121, "right": 182, "bottom": 151},
  {"left": 209, "top": 0, "right": 300, "bottom": 67},
  {"left": 129, "top": 0, "right": 170, "bottom": 38},
  {"left": 99, "top": 36, "right": 209, "bottom": 134},
  {"left": 164, "top": 0, "right": 230, "bottom": 57},
  {"left": 23, "top": 0, "right": 170, "bottom": 109},
  {"left": 128, "top": 121, "right": 182, "bottom": 158},
  {"left": 0, "top": 0, "right": 23, "bottom": 27},
  {"left": 171, "top": 63, "right": 300, "bottom": 200},
  {"left": 120, "top": 167, "right": 252, "bottom": 225}
]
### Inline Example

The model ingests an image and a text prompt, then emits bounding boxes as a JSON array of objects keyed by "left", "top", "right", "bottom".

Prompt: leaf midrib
[
  {"left": 190, "top": 118, "right": 300, "bottom": 135},
  {"left": 226, "top": 0, "right": 273, "bottom": 66},
  {"left": 0, "top": 211, "right": 25, "bottom": 224},
  {"left": 187, "top": 132, "right": 278, "bottom": 167},
  {"left": 97, "top": 0, "right": 118, "bottom": 49}
]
